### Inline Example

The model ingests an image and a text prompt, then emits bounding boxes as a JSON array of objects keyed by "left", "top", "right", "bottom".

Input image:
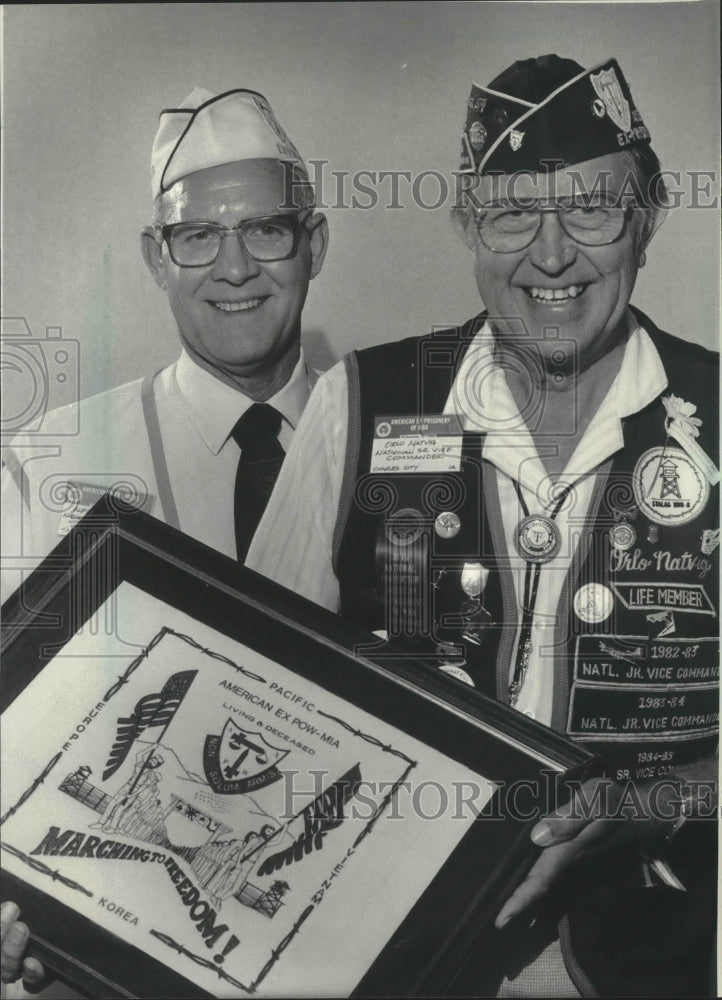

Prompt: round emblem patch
[
  {"left": 633, "top": 447, "right": 709, "bottom": 526},
  {"left": 514, "top": 515, "right": 561, "bottom": 563},
  {"left": 376, "top": 421, "right": 391, "bottom": 437},
  {"left": 574, "top": 583, "right": 614, "bottom": 624},
  {"left": 469, "top": 120, "right": 487, "bottom": 151},
  {"left": 609, "top": 521, "right": 636, "bottom": 551},
  {"left": 435, "top": 511, "right": 461, "bottom": 539}
]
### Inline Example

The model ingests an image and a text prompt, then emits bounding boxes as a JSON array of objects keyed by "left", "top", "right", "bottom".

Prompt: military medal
[
  {"left": 610, "top": 520, "right": 636, "bottom": 551},
  {"left": 609, "top": 501, "right": 637, "bottom": 551},
  {"left": 459, "top": 562, "right": 493, "bottom": 645},
  {"left": 514, "top": 515, "right": 562, "bottom": 563}
]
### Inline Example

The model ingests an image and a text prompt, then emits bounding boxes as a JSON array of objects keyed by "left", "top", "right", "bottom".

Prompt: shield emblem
[
  {"left": 701, "top": 528, "right": 719, "bottom": 555},
  {"left": 204, "top": 719, "right": 289, "bottom": 794},
  {"left": 590, "top": 68, "right": 631, "bottom": 132},
  {"left": 509, "top": 129, "right": 525, "bottom": 151}
]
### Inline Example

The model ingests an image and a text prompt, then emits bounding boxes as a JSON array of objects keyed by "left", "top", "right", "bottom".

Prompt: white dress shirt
[{"left": 1, "top": 349, "right": 312, "bottom": 602}]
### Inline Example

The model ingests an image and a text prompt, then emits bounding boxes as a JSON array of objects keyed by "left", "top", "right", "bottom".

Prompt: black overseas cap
[{"left": 459, "top": 54, "right": 652, "bottom": 176}]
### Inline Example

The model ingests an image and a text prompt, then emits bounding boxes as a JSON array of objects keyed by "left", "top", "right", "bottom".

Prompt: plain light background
[{"left": 2, "top": 1, "right": 720, "bottom": 405}]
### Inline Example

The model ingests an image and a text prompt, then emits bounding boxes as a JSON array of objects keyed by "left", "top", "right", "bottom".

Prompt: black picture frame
[{"left": 1, "top": 497, "right": 593, "bottom": 998}]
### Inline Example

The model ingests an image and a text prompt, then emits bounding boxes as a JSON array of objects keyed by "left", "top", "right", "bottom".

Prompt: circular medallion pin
[
  {"left": 610, "top": 521, "right": 636, "bottom": 551},
  {"left": 514, "top": 515, "right": 561, "bottom": 563},
  {"left": 435, "top": 511, "right": 461, "bottom": 539},
  {"left": 439, "top": 663, "right": 476, "bottom": 687},
  {"left": 573, "top": 583, "right": 614, "bottom": 624}
]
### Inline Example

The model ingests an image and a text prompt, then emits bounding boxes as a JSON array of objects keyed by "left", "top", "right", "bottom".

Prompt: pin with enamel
[
  {"left": 469, "top": 121, "right": 487, "bottom": 151},
  {"left": 435, "top": 511, "right": 461, "bottom": 539},
  {"left": 514, "top": 515, "right": 562, "bottom": 563},
  {"left": 700, "top": 528, "right": 719, "bottom": 556},
  {"left": 467, "top": 94, "right": 487, "bottom": 113},
  {"left": 647, "top": 524, "right": 659, "bottom": 544},
  {"left": 509, "top": 129, "right": 525, "bottom": 151}
]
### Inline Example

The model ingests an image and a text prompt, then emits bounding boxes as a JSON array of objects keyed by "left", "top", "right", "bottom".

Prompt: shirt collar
[
  {"left": 174, "top": 349, "right": 311, "bottom": 455},
  {"left": 445, "top": 316, "right": 669, "bottom": 498}
]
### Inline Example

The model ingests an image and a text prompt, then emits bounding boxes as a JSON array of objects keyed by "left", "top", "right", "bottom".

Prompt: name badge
[{"left": 370, "top": 415, "right": 463, "bottom": 474}]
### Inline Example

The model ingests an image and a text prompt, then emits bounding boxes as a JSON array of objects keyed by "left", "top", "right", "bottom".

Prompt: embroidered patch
[
  {"left": 590, "top": 66, "right": 631, "bottom": 131},
  {"left": 568, "top": 634, "right": 719, "bottom": 744},
  {"left": 611, "top": 581, "right": 715, "bottom": 615},
  {"left": 633, "top": 447, "right": 709, "bottom": 526}
]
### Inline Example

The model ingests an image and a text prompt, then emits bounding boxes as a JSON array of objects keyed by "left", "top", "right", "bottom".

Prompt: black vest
[{"left": 334, "top": 310, "right": 718, "bottom": 995}]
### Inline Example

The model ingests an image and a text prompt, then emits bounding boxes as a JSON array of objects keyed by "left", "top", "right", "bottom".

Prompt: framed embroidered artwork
[{"left": 1, "top": 497, "right": 591, "bottom": 998}]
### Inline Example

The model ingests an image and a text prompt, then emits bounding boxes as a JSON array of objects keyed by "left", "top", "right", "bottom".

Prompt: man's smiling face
[
  {"left": 472, "top": 153, "right": 652, "bottom": 370},
  {"left": 153, "top": 159, "right": 325, "bottom": 387}
]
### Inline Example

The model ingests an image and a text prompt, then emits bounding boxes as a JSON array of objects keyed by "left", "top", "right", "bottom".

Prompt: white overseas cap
[{"left": 150, "top": 87, "right": 307, "bottom": 199}]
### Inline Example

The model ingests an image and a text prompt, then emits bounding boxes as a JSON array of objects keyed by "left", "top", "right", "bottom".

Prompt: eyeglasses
[
  {"left": 161, "top": 211, "right": 311, "bottom": 267},
  {"left": 474, "top": 203, "right": 637, "bottom": 253}
]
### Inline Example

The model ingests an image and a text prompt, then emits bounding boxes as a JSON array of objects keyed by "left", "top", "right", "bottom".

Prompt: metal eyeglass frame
[{"left": 474, "top": 203, "right": 637, "bottom": 253}]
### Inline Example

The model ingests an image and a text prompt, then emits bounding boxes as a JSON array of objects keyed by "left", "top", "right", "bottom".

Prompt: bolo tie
[
  {"left": 508, "top": 479, "right": 573, "bottom": 707},
  {"left": 231, "top": 403, "right": 285, "bottom": 561}
]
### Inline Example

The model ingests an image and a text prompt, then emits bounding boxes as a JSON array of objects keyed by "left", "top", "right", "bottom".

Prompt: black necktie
[{"left": 231, "top": 403, "right": 285, "bottom": 561}]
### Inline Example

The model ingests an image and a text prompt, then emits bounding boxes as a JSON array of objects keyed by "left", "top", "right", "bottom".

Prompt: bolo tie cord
[{"left": 509, "top": 479, "right": 573, "bottom": 706}]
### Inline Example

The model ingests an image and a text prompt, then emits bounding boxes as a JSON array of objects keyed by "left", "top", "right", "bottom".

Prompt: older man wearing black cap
[
  {"left": 0, "top": 87, "right": 327, "bottom": 992},
  {"left": 1, "top": 88, "right": 328, "bottom": 606},
  {"left": 249, "top": 56, "right": 718, "bottom": 996}
]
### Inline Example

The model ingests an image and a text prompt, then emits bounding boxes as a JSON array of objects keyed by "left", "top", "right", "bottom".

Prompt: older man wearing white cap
[
  {"left": 0, "top": 89, "right": 327, "bottom": 992},
  {"left": 1, "top": 88, "right": 328, "bottom": 607}
]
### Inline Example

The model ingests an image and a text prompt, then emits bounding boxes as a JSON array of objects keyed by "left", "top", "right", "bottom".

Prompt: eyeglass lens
[
  {"left": 167, "top": 216, "right": 299, "bottom": 265},
  {"left": 479, "top": 205, "right": 628, "bottom": 252}
]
